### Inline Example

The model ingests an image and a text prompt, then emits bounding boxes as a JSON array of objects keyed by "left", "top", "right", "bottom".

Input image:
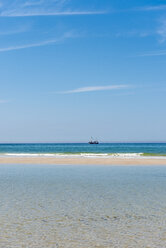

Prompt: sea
[
  {"left": 0, "top": 143, "right": 166, "bottom": 157},
  {"left": 0, "top": 143, "right": 166, "bottom": 247},
  {"left": 0, "top": 164, "right": 166, "bottom": 247}
]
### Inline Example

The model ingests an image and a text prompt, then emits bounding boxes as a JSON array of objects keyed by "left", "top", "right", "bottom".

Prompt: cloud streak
[
  {"left": 139, "top": 50, "right": 166, "bottom": 57},
  {"left": 23, "top": 1, "right": 44, "bottom": 7},
  {"left": 0, "top": 0, "right": 107, "bottom": 18},
  {"left": 0, "top": 99, "right": 9, "bottom": 103},
  {"left": 157, "top": 19, "right": 166, "bottom": 43},
  {"left": 0, "top": 10, "right": 106, "bottom": 17},
  {"left": 0, "top": 32, "right": 72, "bottom": 52},
  {"left": 133, "top": 5, "right": 166, "bottom": 11},
  {"left": 59, "top": 85, "right": 129, "bottom": 94},
  {"left": 0, "top": 24, "right": 30, "bottom": 35}
]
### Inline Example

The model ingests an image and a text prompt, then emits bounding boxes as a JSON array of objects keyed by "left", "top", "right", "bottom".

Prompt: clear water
[
  {"left": 0, "top": 143, "right": 166, "bottom": 156},
  {"left": 0, "top": 164, "right": 166, "bottom": 247}
]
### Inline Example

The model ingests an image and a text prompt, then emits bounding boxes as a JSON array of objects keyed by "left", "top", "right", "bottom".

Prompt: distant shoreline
[{"left": 0, "top": 156, "right": 166, "bottom": 165}]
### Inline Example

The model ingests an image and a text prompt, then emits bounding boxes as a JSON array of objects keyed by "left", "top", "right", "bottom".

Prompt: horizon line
[{"left": 0, "top": 141, "right": 166, "bottom": 144}]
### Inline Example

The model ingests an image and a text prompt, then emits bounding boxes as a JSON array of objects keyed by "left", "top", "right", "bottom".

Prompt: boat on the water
[{"left": 89, "top": 137, "right": 99, "bottom": 144}]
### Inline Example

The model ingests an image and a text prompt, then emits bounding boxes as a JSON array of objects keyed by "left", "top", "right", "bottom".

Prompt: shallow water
[{"left": 0, "top": 164, "right": 166, "bottom": 247}]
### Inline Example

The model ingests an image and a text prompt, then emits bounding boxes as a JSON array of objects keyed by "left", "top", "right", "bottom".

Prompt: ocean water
[
  {"left": 0, "top": 143, "right": 166, "bottom": 157},
  {"left": 0, "top": 164, "right": 166, "bottom": 247}
]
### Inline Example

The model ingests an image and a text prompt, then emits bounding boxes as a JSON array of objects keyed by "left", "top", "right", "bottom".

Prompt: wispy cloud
[
  {"left": 117, "top": 17, "right": 166, "bottom": 44},
  {"left": 0, "top": 32, "right": 73, "bottom": 52},
  {"left": 0, "top": 24, "right": 30, "bottom": 35},
  {"left": 0, "top": 10, "right": 106, "bottom": 17},
  {"left": 133, "top": 5, "right": 166, "bottom": 11},
  {"left": 0, "top": 0, "right": 107, "bottom": 17},
  {"left": 116, "top": 30, "right": 153, "bottom": 38},
  {"left": 23, "top": 1, "right": 44, "bottom": 7},
  {"left": 0, "top": 99, "right": 9, "bottom": 103},
  {"left": 139, "top": 50, "right": 166, "bottom": 57},
  {"left": 59, "top": 85, "right": 129, "bottom": 94},
  {"left": 157, "top": 19, "right": 166, "bottom": 43}
]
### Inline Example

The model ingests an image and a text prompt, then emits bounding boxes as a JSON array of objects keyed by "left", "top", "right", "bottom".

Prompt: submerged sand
[{"left": 0, "top": 156, "right": 166, "bottom": 165}]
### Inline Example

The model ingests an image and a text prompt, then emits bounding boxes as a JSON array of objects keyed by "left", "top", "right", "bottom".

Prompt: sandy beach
[{"left": 0, "top": 156, "right": 166, "bottom": 165}]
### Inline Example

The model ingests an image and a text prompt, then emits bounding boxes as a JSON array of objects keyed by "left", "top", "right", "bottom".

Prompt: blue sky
[{"left": 0, "top": 0, "right": 166, "bottom": 142}]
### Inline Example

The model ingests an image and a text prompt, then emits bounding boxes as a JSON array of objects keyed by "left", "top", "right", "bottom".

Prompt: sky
[{"left": 0, "top": 0, "right": 166, "bottom": 142}]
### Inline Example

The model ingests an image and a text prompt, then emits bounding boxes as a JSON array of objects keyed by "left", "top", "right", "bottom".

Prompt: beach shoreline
[{"left": 0, "top": 156, "right": 166, "bottom": 165}]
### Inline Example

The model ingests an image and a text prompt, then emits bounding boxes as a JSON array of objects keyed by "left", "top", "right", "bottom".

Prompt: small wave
[
  {"left": 1, "top": 153, "right": 56, "bottom": 157},
  {"left": 0, "top": 152, "right": 145, "bottom": 158},
  {"left": 2, "top": 152, "right": 166, "bottom": 159},
  {"left": 110, "top": 153, "right": 143, "bottom": 158},
  {"left": 0, "top": 153, "right": 109, "bottom": 158}
]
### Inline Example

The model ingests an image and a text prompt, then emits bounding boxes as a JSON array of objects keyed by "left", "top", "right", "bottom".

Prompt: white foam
[
  {"left": 0, "top": 152, "right": 144, "bottom": 159},
  {"left": 1, "top": 152, "right": 166, "bottom": 159},
  {"left": 1, "top": 153, "right": 56, "bottom": 157},
  {"left": 110, "top": 153, "right": 143, "bottom": 158}
]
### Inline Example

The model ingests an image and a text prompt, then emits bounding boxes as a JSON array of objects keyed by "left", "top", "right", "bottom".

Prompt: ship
[{"left": 89, "top": 137, "right": 99, "bottom": 144}]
